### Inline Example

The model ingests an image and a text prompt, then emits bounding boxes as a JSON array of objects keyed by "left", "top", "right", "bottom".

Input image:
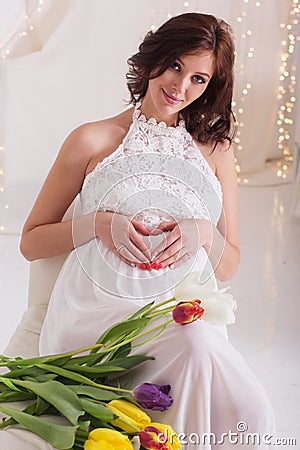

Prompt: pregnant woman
[{"left": 2, "top": 12, "right": 275, "bottom": 449}]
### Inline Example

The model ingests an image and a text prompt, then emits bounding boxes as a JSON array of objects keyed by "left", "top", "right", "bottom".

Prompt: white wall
[{"left": 0, "top": 0, "right": 299, "bottom": 234}]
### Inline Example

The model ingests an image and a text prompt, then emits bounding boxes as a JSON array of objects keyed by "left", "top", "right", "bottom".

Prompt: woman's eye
[
  {"left": 193, "top": 75, "right": 205, "bottom": 84},
  {"left": 170, "top": 62, "right": 180, "bottom": 71}
]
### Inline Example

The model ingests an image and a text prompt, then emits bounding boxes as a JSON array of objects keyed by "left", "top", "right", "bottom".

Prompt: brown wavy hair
[{"left": 127, "top": 12, "right": 235, "bottom": 147}]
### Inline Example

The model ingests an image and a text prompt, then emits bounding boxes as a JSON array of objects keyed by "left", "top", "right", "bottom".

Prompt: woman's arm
[
  {"left": 20, "top": 123, "right": 103, "bottom": 261},
  {"left": 204, "top": 142, "right": 240, "bottom": 281}
]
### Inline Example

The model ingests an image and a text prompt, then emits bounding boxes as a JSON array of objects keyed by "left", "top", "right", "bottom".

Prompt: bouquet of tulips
[{"left": 0, "top": 272, "right": 236, "bottom": 449}]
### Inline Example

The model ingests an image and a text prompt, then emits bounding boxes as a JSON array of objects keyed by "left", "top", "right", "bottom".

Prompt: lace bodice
[{"left": 80, "top": 104, "right": 222, "bottom": 228}]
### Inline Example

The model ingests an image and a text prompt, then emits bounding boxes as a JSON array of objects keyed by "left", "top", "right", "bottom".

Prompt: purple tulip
[{"left": 133, "top": 383, "right": 173, "bottom": 411}]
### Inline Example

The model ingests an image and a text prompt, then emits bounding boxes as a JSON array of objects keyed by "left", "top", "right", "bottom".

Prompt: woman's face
[{"left": 142, "top": 52, "right": 214, "bottom": 125}]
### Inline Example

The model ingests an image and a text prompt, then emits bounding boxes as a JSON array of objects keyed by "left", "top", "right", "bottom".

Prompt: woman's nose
[{"left": 173, "top": 75, "right": 189, "bottom": 94}]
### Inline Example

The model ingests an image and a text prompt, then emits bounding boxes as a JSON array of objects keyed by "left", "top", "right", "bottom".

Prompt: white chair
[
  {"left": 0, "top": 203, "right": 83, "bottom": 448},
  {"left": 1, "top": 260, "right": 68, "bottom": 444},
  {"left": 3, "top": 202, "right": 76, "bottom": 358},
  {"left": 3, "top": 253, "right": 68, "bottom": 358}
]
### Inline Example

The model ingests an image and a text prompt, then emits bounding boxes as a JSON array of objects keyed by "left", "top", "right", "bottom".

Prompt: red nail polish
[
  {"left": 146, "top": 263, "right": 151, "bottom": 270},
  {"left": 151, "top": 262, "right": 157, "bottom": 269},
  {"left": 139, "top": 263, "right": 146, "bottom": 270},
  {"left": 156, "top": 263, "right": 163, "bottom": 269}
]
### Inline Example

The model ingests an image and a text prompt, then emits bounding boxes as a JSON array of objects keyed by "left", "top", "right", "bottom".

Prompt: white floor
[{"left": 0, "top": 171, "right": 299, "bottom": 447}]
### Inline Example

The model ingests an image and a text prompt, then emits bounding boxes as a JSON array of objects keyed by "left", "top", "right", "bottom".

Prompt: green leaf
[
  {"left": 80, "top": 398, "right": 115, "bottom": 422},
  {"left": 69, "top": 385, "right": 120, "bottom": 401},
  {"left": 105, "top": 355, "right": 154, "bottom": 370},
  {"left": 77, "top": 420, "right": 90, "bottom": 432},
  {"left": 88, "top": 415, "right": 116, "bottom": 431},
  {"left": 0, "top": 377, "right": 22, "bottom": 392},
  {"left": 3, "top": 366, "right": 47, "bottom": 379},
  {"left": 0, "top": 416, "right": 16, "bottom": 429},
  {"left": 35, "top": 373, "right": 58, "bottom": 382},
  {"left": 0, "top": 401, "right": 37, "bottom": 429},
  {"left": 10, "top": 379, "right": 84, "bottom": 426},
  {"left": 66, "top": 356, "right": 153, "bottom": 380},
  {"left": 127, "top": 301, "right": 155, "bottom": 319},
  {"left": 63, "top": 352, "right": 109, "bottom": 367},
  {"left": 45, "top": 356, "right": 72, "bottom": 367},
  {"left": 64, "top": 364, "right": 125, "bottom": 376},
  {"left": 3, "top": 355, "right": 67, "bottom": 369},
  {"left": 24, "top": 402, "right": 39, "bottom": 415},
  {"left": 0, "top": 390, "right": 35, "bottom": 402},
  {"left": 106, "top": 342, "right": 132, "bottom": 361},
  {"left": 0, "top": 344, "right": 104, "bottom": 368},
  {"left": 91, "top": 318, "right": 151, "bottom": 351},
  {"left": 35, "top": 396, "right": 50, "bottom": 416},
  {"left": 0, "top": 404, "right": 77, "bottom": 449},
  {"left": 36, "top": 363, "right": 104, "bottom": 386}
]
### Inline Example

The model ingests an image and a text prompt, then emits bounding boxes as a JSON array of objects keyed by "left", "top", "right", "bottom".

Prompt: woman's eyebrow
[{"left": 177, "top": 57, "right": 211, "bottom": 79}]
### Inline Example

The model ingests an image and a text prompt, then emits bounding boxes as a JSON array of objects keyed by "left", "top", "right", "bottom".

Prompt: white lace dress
[{"left": 39, "top": 106, "right": 274, "bottom": 448}]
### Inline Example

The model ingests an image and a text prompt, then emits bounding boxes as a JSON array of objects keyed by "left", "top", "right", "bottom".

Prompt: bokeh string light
[
  {"left": 232, "top": 0, "right": 299, "bottom": 184},
  {"left": 0, "top": 0, "right": 47, "bottom": 233},
  {"left": 149, "top": 0, "right": 299, "bottom": 186},
  {"left": 0, "top": 0, "right": 45, "bottom": 60},
  {"left": 231, "top": 0, "right": 256, "bottom": 184},
  {"left": 275, "top": 0, "right": 299, "bottom": 181}
]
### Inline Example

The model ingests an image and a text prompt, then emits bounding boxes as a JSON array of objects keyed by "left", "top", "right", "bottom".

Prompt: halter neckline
[{"left": 133, "top": 101, "right": 186, "bottom": 137}]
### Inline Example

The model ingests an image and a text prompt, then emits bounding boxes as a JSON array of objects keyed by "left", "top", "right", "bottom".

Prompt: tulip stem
[
  {"left": 141, "top": 297, "right": 176, "bottom": 316},
  {"left": 56, "top": 319, "right": 173, "bottom": 395},
  {"left": 98, "top": 318, "right": 174, "bottom": 356},
  {"left": 146, "top": 306, "right": 175, "bottom": 319},
  {"left": 0, "top": 343, "right": 105, "bottom": 367},
  {"left": 75, "top": 430, "right": 89, "bottom": 439},
  {"left": 111, "top": 416, "right": 142, "bottom": 432},
  {"left": 132, "top": 318, "right": 172, "bottom": 349}
]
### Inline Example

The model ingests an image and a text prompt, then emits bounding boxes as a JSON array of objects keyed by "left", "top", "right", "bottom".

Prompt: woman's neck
[{"left": 140, "top": 96, "right": 179, "bottom": 127}]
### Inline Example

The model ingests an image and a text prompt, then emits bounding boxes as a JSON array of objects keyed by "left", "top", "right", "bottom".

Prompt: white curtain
[{"left": 0, "top": 0, "right": 299, "bottom": 233}]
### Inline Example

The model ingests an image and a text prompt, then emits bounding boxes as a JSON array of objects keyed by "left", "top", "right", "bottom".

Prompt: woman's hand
[
  {"left": 151, "top": 218, "right": 212, "bottom": 269},
  {"left": 95, "top": 211, "right": 152, "bottom": 266}
]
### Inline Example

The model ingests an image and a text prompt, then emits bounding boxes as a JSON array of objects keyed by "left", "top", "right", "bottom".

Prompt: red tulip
[
  {"left": 139, "top": 426, "right": 168, "bottom": 450},
  {"left": 172, "top": 299, "right": 204, "bottom": 325}
]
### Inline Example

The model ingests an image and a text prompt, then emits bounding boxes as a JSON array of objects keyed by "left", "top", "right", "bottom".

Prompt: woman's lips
[{"left": 162, "top": 89, "right": 182, "bottom": 105}]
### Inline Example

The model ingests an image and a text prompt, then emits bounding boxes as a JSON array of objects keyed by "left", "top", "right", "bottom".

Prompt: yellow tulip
[
  {"left": 107, "top": 399, "right": 151, "bottom": 433},
  {"left": 150, "top": 422, "right": 181, "bottom": 450},
  {"left": 84, "top": 428, "right": 133, "bottom": 450}
]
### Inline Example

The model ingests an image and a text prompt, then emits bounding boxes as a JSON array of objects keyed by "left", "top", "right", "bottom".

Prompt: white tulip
[
  {"left": 174, "top": 271, "right": 218, "bottom": 300},
  {"left": 201, "top": 292, "right": 236, "bottom": 325}
]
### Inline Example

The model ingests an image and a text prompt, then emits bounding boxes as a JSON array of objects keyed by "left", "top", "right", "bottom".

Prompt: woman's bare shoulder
[
  {"left": 20, "top": 107, "right": 135, "bottom": 239},
  {"left": 61, "top": 106, "right": 134, "bottom": 174},
  {"left": 70, "top": 107, "right": 134, "bottom": 153},
  {"left": 213, "top": 141, "right": 236, "bottom": 179},
  {"left": 193, "top": 138, "right": 236, "bottom": 187}
]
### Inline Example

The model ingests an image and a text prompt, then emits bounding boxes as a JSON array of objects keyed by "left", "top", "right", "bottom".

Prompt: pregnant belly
[{"left": 70, "top": 234, "right": 208, "bottom": 302}]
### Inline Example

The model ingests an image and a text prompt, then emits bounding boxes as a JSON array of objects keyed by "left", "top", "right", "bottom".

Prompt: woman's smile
[{"left": 162, "top": 89, "right": 183, "bottom": 105}]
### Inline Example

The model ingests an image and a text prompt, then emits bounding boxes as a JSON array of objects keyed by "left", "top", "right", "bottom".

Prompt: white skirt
[{"left": 1, "top": 238, "right": 276, "bottom": 449}]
